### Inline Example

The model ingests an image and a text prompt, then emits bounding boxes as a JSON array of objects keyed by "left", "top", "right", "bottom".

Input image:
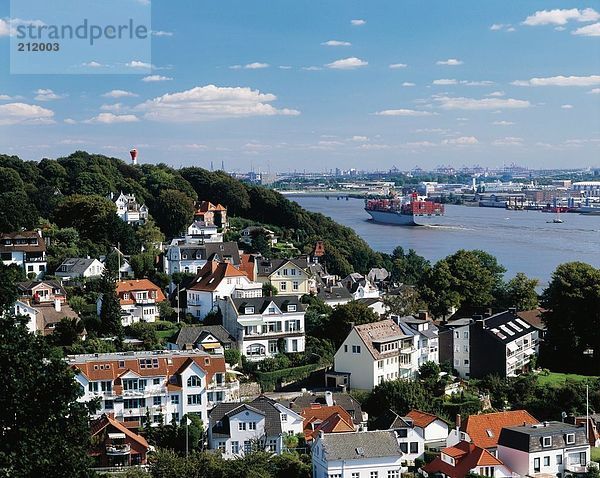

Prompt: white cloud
[
  {"left": 436, "top": 58, "right": 463, "bottom": 66},
  {"left": 572, "top": 23, "right": 600, "bottom": 36},
  {"left": 84, "top": 113, "right": 139, "bottom": 124},
  {"left": 512, "top": 75, "right": 600, "bottom": 87},
  {"left": 506, "top": 27, "right": 516, "bottom": 32},
  {"left": 350, "top": 135, "right": 369, "bottom": 142},
  {"left": 325, "top": 57, "right": 368, "bottom": 69},
  {"left": 490, "top": 23, "right": 515, "bottom": 32},
  {"left": 523, "top": 8, "right": 599, "bottom": 26},
  {"left": 152, "top": 30, "right": 173, "bottom": 37},
  {"left": 434, "top": 96, "right": 531, "bottom": 110},
  {"left": 389, "top": 63, "right": 408, "bottom": 69},
  {"left": 81, "top": 61, "right": 105, "bottom": 68},
  {"left": 230, "top": 62, "right": 269, "bottom": 70},
  {"left": 59, "top": 139, "right": 86, "bottom": 145},
  {"left": 134, "top": 84, "right": 300, "bottom": 122},
  {"left": 102, "top": 89, "right": 139, "bottom": 98},
  {"left": 555, "top": 26, "right": 567, "bottom": 31},
  {"left": 443, "top": 136, "right": 479, "bottom": 145},
  {"left": 64, "top": 118, "right": 77, "bottom": 124},
  {"left": 493, "top": 120, "right": 515, "bottom": 125},
  {"left": 462, "top": 80, "right": 495, "bottom": 86},
  {"left": 590, "top": 88, "right": 600, "bottom": 94},
  {"left": 561, "top": 104, "right": 574, "bottom": 109},
  {"left": 490, "top": 23, "right": 504, "bottom": 30},
  {"left": 302, "top": 66, "right": 322, "bottom": 71},
  {"left": 0, "top": 94, "right": 18, "bottom": 100},
  {"left": 100, "top": 103, "right": 127, "bottom": 112},
  {"left": 433, "top": 79, "right": 457, "bottom": 85},
  {"left": 402, "top": 82, "right": 416, "bottom": 87},
  {"left": 492, "top": 137, "right": 523, "bottom": 146},
  {"left": 351, "top": 19, "right": 366, "bottom": 26},
  {"left": 125, "top": 60, "right": 153, "bottom": 69},
  {"left": 34, "top": 88, "right": 65, "bottom": 101},
  {"left": 374, "top": 109, "right": 438, "bottom": 116},
  {"left": 0, "top": 102, "right": 55, "bottom": 125},
  {"left": 279, "top": 65, "right": 292, "bottom": 70},
  {"left": 487, "top": 91, "right": 505, "bottom": 97},
  {"left": 142, "top": 75, "right": 173, "bottom": 82},
  {"left": 322, "top": 40, "right": 351, "bottom": 46}
]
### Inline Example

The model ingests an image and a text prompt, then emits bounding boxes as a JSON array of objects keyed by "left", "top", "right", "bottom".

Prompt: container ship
[{"left": 365, "top": 193, "right": 445, "bottom": 226}]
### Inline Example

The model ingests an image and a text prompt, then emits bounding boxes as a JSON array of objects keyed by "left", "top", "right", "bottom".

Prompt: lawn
[
  {"left": 537, "top": 371, "right": 598, "bottom": 387},
  {"left": 592, "top": 447, "right": 600, "bottom": 463}
]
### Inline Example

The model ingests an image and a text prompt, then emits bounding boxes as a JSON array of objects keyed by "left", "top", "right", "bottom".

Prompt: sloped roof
[
  {"left": 33, "top": 302, "right": 79, "bottom": 335},
  {"left": 56, "top": 257, "right": 99, "bottom": 275},
  {"left": 461, "top": 410, "right": 538, "bottom": 449},
  {"left": 517, "top": 308, "right": 546, "bottom": 331},
  {"left": 188, "top": 260, "right": 248, "bottom": 292},
  {"left": 370, "top": 409, "right": 414, "bottom": 431},
  {"left": 174, "top": 325, "right": 236, "bottom": 349},
  {"left": 319, "top": 430, "right": 403, "bottom": 461},
  {"left": 286, "top": 393, "right": 364, "bottom": 426},
  {"left": 17, "top": 280, "right": 66, "bottom": 296},
  {"left": 231, "top": 296, "right": 304, "bottom": 315},
  {"left": 406, "top": 409, "right": 446, "bottom": 429},
  {"left": 318, "top": 286, "right": 353, "bottom": 302},
  {"left": 302, "top": 404, "right": 355, "bottom": 440},
  {"left": 423, "top": 441, "right": 505, "bottom": 478},
  {"left": 239, "top": 254, "right": 257, "bottom": 281},
  {"left": 0, "top": 231, "right": 45, "bottom": 252},
  {"left": 308, "top": 412, "right": 354, "bottom": 441},
  {"left": 354, "top": 319, "right": 410, "bottom": 360},
  {"left": 476, "top": 310, "right": 538, "bottom": 344},
  {"left": 90, "top": 413, "right": 149, "bottom": 449}
]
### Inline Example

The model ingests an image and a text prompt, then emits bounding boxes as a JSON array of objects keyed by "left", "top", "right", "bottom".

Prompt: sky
[{"left": 0, "top": 0, "right": 599, "bottom": 173}]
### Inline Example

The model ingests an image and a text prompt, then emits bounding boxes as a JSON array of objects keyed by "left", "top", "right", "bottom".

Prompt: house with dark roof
[
  {"left": 369, "top": 410, "right": 426, "bottom": 461},
  {"left": 0, "top": 230, "right": 47, "bottom": 279},
  {"left": 317, "top": 285, "right": 353, "bottom": 306},
  {"left": 55, "top": 257, "right": 105, "bottom": 280},
  {"left": 393, "top": 314, "right": 440, "bottom": 366},
  {"left": 331, "top": 319, "right": 418, "bottom": 390},
  {"left": 469, "top": 309, "right": 540, "bottom": 378},
  {"left": 89, "top": 414, "right": 150, "bottom": 468},
  {"left": 497, "top": 421, "right": 591, "bottom": 477},
  {"left": 17, "top": 279, "right": 67, "bottom": 304},
  {"left": 446, "top": 410, "right": 539, "bottom": 456},
  {"left": 312, "top": 430, "right": 407, "bottom": 478},
  {"left": 256, "top": 257, "right": 311, "bottom": 296},
  {"left": 207, "top": 395, "right": 302, "bottom": 458},
  {"left": 184, "top": 260, "right": 262, "bottom": 320},
  {"left": 423, "top": 440, "right": 514, "bottom": 478},
  {"left": 219, "top": 295, "right": 306, "bottom": 360},
  {"left": 169, "top": 325, "right": 237, "bottom": 353},
  {"left": 163, "top": 240, "right": 241, "bottom": 275}
]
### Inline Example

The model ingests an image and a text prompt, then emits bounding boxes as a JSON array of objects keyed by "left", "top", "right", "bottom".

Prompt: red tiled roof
[
  {"left": 90, "top": 414, "right": 149, "bottom": 448},
  {"left": 301, "top": 404, "right": 354, "bottom": 440},
  {"left": 423, "top": 441, "right": 505, "bottom": 478},
  {"left": 116, "top": 279, "right": 166, "bottom": 304},
  {"left": 354, "top": 319, "right": 409, "bottom": 360},
  {"left": 240, "top": 254, "right": 256, "bottom": 281},
  {"left": 462, "top": 410, "right": 538, "bottom": 449},
  {"left": 407, "top": 409, "right": 442, "bottom": 428},
  {"left": 188, "top": 261, "right": 247, "bottom": 292}
]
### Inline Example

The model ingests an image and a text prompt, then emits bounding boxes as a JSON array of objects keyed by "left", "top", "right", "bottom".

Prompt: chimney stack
[
  {"left": 54, "top": 299, "right": 61, "bottom": 312},
  {"left": 325, "top": 391, "right": 334, "bottom": 407},
  {"left": 456, "top": 414, "right": 461, "bottom": 431}
]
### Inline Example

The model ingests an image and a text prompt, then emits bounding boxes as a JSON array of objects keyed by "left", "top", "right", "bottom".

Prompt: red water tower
[{"left": 130, "top": 148, "right": 138, "bottom": 165}]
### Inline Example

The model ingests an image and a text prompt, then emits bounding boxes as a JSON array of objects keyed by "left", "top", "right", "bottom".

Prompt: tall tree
[
  {"left": 364, "top": 379, "right": 430, "bottom": 416},
  {"left": 98, "top": 267, "right": 124, "bottom": 338},
  {"left": 325, "top": 301, "right": 379, "bottom": 347},
  {"left": 500, "top": 272, "right": 539, "bottom": 311},
  {"left": 153, "top": 189, "right": 195, "bottom": 238},
  {"left": 0, "top": 309, "right": 95, "bottom": 476}
]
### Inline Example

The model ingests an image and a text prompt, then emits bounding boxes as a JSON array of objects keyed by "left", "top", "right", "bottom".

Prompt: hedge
[{"left": 256, "top": 363, "right": 321, "bottom": 392}]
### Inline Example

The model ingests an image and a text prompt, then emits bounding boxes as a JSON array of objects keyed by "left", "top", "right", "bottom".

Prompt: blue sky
[{"left": 0, "top": 0, "right": 599, "bottom": 172}]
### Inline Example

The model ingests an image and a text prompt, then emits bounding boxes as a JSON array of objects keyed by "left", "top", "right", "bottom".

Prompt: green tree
[
  {"left": 500, "top": 272, "right": 539, "bottom": 311},
  {"left": 0, "top": 310, "right": 95, "bottom": 477},
  {"left": 52, "top": 317, "right": 85, "bottom": 348},
  {"left": 131, "top": 250, "right": 157, "bottom": 278},
  {"left": 98, "top": 268, "right": 124, "bottom": 338},
  {"left": 390, "top": 246, "right": 431, "bottom": 285},
  {"left": 383, "top": 287, "right": 424, "bottom": 317},
  {"left": 0, "top": 262, "right": 25, "bottom": 308},
  {"left": 325, "top": 301, "right": 379, "bottom": 347},
  {"left": 252, "top": 233, "right": 271, "bottom": 257},
  {"left": 224, "top": 348, "right": 241, "bottom": 366},
  {"left": 128, "top": 322, "right": 161, "bottom": 349},
  {"left": 53, "top": 194, "right": 117, "bottom": 242},
  {"left": 364, "top": 379, "right": 430, "bottom": 416},
  {"left": 136, "top": 218, "right": 165, "bottom": 250},
  {"left": 419, "top": 361, "right": 441, "bottom": 381},
  {"left": 262, "top": 282, "right": 278, "bottom": 297},
  {"left": 153, "top": 189, "right": 195, "bottom": 238},
  {"left": 420, "top": 261, "right": 462, "bottom": 318}
]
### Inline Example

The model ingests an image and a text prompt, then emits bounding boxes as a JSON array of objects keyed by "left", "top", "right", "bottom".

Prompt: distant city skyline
[{"left": 1, "top": 0, "right": 599, "bottom": 170}]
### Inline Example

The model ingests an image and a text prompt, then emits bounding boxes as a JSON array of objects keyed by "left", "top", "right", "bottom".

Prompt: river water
[{"left": 292, "top": 196, "right": 600, "bottom": 287}]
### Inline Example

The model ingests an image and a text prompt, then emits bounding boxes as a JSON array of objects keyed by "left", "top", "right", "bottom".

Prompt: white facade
[
  {"left": 186, "top": 221, "right": 222, "bottom": 243},
  {"left": 13, "top": 300, "right": 38, "bottom": 334},
  {"left": 220, "top": 297, "right": 306, "bottom": 360},
  {"left": 452, "top": 323, "right": 471, "bottom": 378},
  {"left": 396, "top": 426, "right": 426, "bottom": 462},
  {"left": 418, "top": 419, "right": 449, "bottom": 445},
  {"left": 112, "top": 192, "right": 148, "bottom": 225},
  {"left": 351, "top": 282, "right": 380, "bottom": 300},
  {"left": 55, "top": 258, "right": 105, "bottom": 280},
  {"left": 187, "top": 276, "right": 262, "bottom": 320}
]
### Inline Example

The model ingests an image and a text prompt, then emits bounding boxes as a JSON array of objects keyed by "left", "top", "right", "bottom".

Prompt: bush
[
  {"left": 256, "top": 364, "right": 321, "bottom": 392},
  {"left": 224, "top": 348, "right": 241, "bottom": 366}
]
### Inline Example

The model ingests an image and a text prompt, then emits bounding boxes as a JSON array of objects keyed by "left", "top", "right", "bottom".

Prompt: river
[{"left": 291, "top": 196, "right": 600, "bottom": 287}]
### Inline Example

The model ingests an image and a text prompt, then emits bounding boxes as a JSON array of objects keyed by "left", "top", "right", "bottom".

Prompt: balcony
[
  {"left": 106, "top": 444, "right": 131, "bottom": 455},
  {"left": 400, "top": 346, "right": 416, "bottom": 355}
]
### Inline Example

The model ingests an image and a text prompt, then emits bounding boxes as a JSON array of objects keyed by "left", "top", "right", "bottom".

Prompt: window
[
  {"left": 464, "top": 331, "right": 469, "bottom": 338},
  {"left": 231, "top": 441, "right": 239, "bottom": 454},
  {"left": 268, "top": 340, "right": 278, "bottom": 353},
  {"left": 288, "top": 303, "right": 297, "bottom": 311},
  {"left": 217, "top": 441, "right": 226, "bottom": 452},
  {"left": 244, "top": 440, "right": 252, "bottom": 453},
  {"left": 370, "top": 473, "right": 379, "bottom": 478},
  {"left": 352, "top": 345, "right": 361, "bottom": 354},
  {"left": 534, "top": 458, "right": 541, "bottom": 472},
  {"left": 244, "top": 306, "right": 255, "bottom": 314},
  {"left": 238, "top": 422, "right": 247, "bottom": 431},
  {"left": 281, "top": 413, "right": 287, "bottom": 422},
  {"left": 399, "top": 442, "right": 408, "bottom": 453},
  {"left": 352, "top": 473, "right": 360, "bottom": 478},
  {"left": 246, "top": 344, "right": 265, "bottom": 356},
  {"left": 248, "top": 422, "right": 257, "bottom": 430},
  {"left": 397, "top": 429, "right": 408, "bottom": 438},
  {"left": 267, "top": 439, "right": 277, "bottom": 452},
  {"left": 153, "top": 396, "right": 161, "bottom": 406},
  {"left": 187, "top": 375, "right": 201, "bottom": 387},
  {"left": 387, "top": 471, "right": 400, "bottom": 478},
  {"left": 104, "top": 400, "right": 114, "bottom": 410},
  {"left": 280, "top": 281, "right": 287, "bottom": 291},
  {"left": 344, "top": 345, "right": 348, "bottom": 353},
  {"left": 291, "top": 339, "right": 298, "bottom": 352},
  {"left": 268, "top": 306, "right": 276, "bottom": 314},
  {"left": 566, "top": 433, "right": 575, "bottom": 444},
  {"left": 378, "top": 360, "right": 384, "bottom": 369},
  {"left": 187, "top": 394, "right": 202, "bottom": 405},
  {"left": 464, "top": 359, "right": 469, "bottom": 365},
  {"left": 153, "top": 378, "right": 160, "bottom": 385},
  {"left": 544, "top": 456, "right": 550, "bottom": 467},
  {"left": 543, "top": 436, "right": 552, "bottom": 447},
  {"left": 410, "top": 442, "right": 419, "bottom": 454},
  {"left": 556, "top": 455, "right": 562, "bottom": 465},
  {"left": 292, "top": 281, "right": 299, "bottom": 291},
  {"left": 171, "top": 395, "right": 179, "bottom": 405},
  {"left": 172, "top": 412, "right": 179, "bottom": 423},
  {"left": 88, "top": 382, "right": 99, "bottom": 393}
]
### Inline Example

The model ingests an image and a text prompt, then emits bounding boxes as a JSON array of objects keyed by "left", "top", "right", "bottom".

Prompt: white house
[
  {"left": 70, "top": 350, "right": 238, "bottom": 426},
  {"left": 497, "top": 421, "right": 591, "bottom": 477},
  {"left": 219, "top": 296, "right": 306, "bottom": 360},
  {"left": 110, "top": 192, "right": 148, "bottom": 225},
  {"left": 439, "top": 318, "right": 472, "bottom": 379},
  {"left": 186, "top": 220, "right": 222, "bottom": 243},
  {"left": 0, "top": 230, "right": 47, "bottom": 279},
  {"left": 55, "top": 257, "right": 105, "bottom": 281},
  {"left": 163, "top": 240, "right": 240, "bottom": 275},
  {"left": 312, "top": 430, "right": 406, "bottom": 478},
  {"left": 207, "top": 396, "right": 302, "bottom": 458},
  {"left": 13, "top": 300, "right": 39, "bottom": 334},
  {"left": 185, "top": 261, "right": 262, "bottom": 320},
  {"left": 393, "top": 315, "right": 440, "bottom": 367},
  {"left": 97, "top": 279, "right": 166, "bottom": 326},
  {"left": 371, "top": 410, "right": 426, "bottom": 462},
  {"left": 406, "top": 410, "right": 450, "bottom": 449},
  {"left": 331, "top": 319, "right": 418, "bottom": 391}
]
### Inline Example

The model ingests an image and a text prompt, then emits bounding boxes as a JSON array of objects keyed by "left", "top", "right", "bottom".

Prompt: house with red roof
[
  {"left": 89, "top": 413, "right": 150, "bottom": 468},
  {"left": 300, "top": 403, "right": 355, "bottom": 442},
  {"left": 407, "top": 410, "right": 450, "bottom": 448},
  {"left": 194, "top": 201, "right": 228, "bottom": 230},
  {"left": 446, "top": 410, "right": 538, "bottom": 457},
  {"left": 423, "top": 440, "right": 514, "bottom": 478},
  {"left": 71, "top": 350, "right": 238, "bottom": 428},
  {"left": 97, "top": 279, "right": 166, "bottom": 326},
  {"left": 186, "top": 260, "right": 262, "bottom": 320}
]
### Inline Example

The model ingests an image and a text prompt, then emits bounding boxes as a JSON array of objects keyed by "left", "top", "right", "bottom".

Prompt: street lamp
[{"left": 185, "top": 415, "right": 191, "bottom": 458}]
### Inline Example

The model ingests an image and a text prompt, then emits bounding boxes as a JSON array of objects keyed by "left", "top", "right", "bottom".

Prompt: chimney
[
  {"left": 508, "top": 307, "right": 517, "bottom": 314},
  {"left": 54, "top": 299, "right": 61, "bottom": 312},
  {"left": 418, "top": 310, "right": 429, "bottom": 321},
  {"left": 325, "top": 391, "right": 334, "bottom": 407},
  {"left": 456, "top": 414, "right": 461, "bottom": 431}
]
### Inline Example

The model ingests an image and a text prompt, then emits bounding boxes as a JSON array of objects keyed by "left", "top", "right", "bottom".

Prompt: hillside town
[{"left": 2, "top": 156, "right": 599, "bottom": 478}]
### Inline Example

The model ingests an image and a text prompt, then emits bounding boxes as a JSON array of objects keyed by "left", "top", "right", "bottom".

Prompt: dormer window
[
  {"left": 245, "top": 306, "right": 255, "bottom": 314},
  {"left": 288, "top": 304, "right": 297, "bottom": 312},
  {"left": 542, "top": 436, "right": 552, "bottom": 447},
  {"left": 566, "top": 433, "right": 575, "bottom": 445}
]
